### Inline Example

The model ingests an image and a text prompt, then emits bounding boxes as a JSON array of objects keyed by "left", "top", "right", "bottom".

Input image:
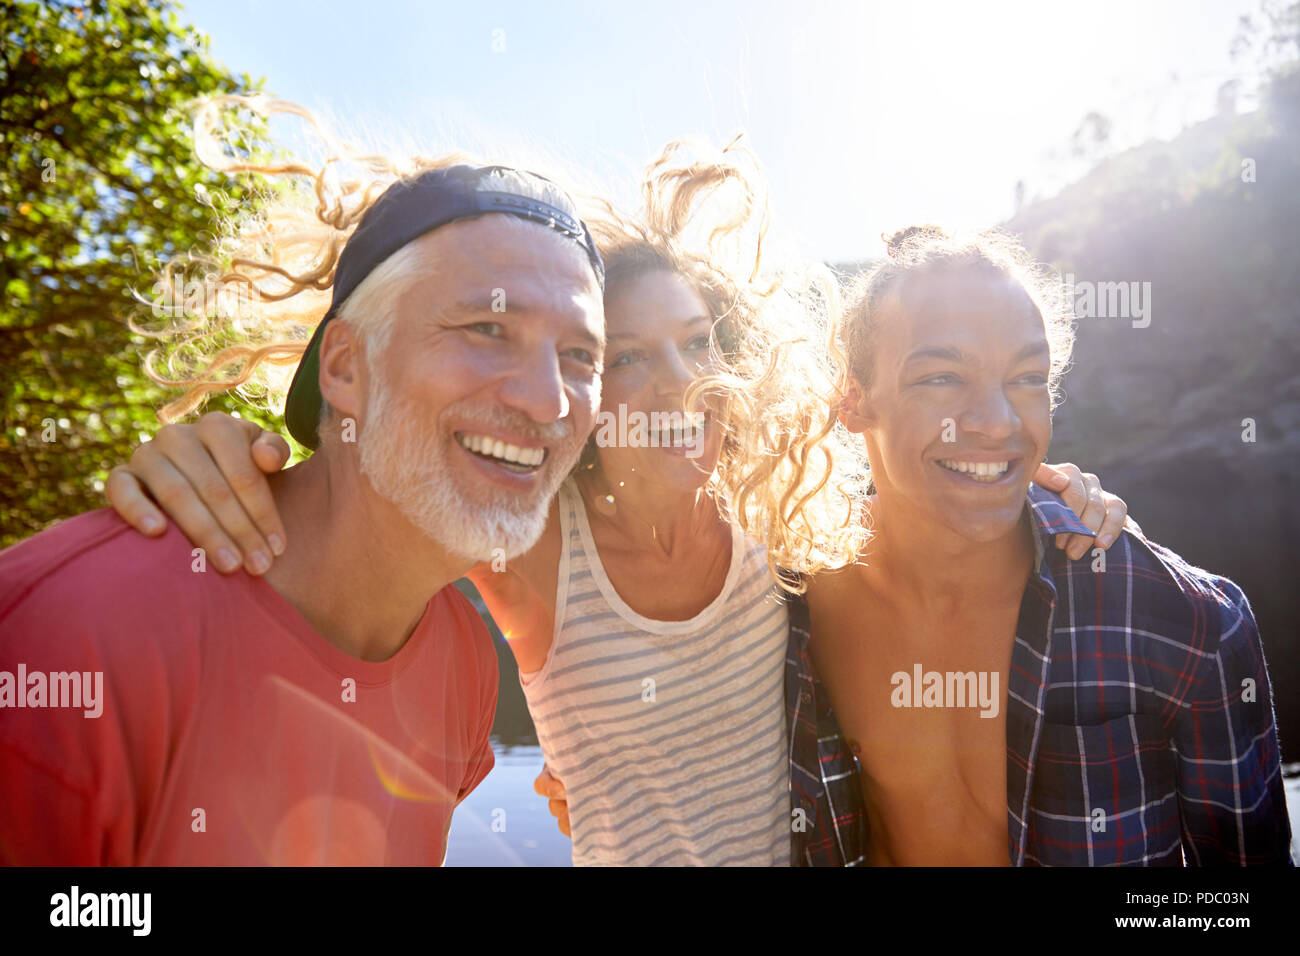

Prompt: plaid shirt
[
  {"left": 786, "top": 592, "right": 867, "bottom": 865},
  {"left": 1010, "top": 486, "right": 1292, "bottom": 865},
  {"left": 783, "top": 488, "right": 1293, "bottom": 866}
]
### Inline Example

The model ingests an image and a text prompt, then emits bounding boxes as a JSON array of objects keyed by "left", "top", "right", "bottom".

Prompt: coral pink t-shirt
[{"left": 0, "top": 509, "right": 496, "bottom": 865}]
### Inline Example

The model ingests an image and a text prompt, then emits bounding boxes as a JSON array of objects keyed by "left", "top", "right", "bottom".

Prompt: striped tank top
[{"left": 519, "top": 478, "right": 791, "bottom": 866}]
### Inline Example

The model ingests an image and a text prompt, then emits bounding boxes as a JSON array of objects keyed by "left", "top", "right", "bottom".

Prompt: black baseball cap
[{"left": 284, "top": 163, "right": 605, "bottom": 449}]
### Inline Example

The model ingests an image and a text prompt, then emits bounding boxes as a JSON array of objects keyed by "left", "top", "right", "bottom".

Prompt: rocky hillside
[{"left": 1005, "top": 73, "right": 1300, "bottom": 753}]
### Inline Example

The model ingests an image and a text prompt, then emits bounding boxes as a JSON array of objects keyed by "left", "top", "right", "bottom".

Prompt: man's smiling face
[
  {"left": 844, "top": 267, "right": 1054, "bottom": 543},
  {"left": 353, "top": 214, "right": 605, "bottom": 561}
]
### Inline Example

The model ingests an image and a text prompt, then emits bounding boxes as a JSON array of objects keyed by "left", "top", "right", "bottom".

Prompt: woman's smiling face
[{"left": 593, "top": 269, "right": 725, "bottom": 492}]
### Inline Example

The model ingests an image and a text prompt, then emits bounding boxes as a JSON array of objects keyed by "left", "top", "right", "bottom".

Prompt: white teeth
[
  {"left": 938, "top": 459, "right": 1010, "bottom": 482},
  {"left": 458, "top": 433, "right": 545, "bottom": 467},
  {"left": 655, "top": 427, "right": 701, "bottom": 446},
  {"left": 651, "top": 417, "right": 706, "bottom": 447}
]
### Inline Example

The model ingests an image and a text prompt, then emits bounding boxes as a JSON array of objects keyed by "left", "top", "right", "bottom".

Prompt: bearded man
[{"left": 0, "top": 162, "right": 606, "bottom": 865}]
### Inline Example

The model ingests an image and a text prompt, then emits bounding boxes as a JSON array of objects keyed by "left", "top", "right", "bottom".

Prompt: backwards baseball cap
[{"left": 284, "top": 163, "right": 605, "bottom": 449}]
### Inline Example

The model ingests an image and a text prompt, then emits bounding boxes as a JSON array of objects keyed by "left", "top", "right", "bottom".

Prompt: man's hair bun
[{"left": 883, "top": 224, "right": 947, "bottom": 259}]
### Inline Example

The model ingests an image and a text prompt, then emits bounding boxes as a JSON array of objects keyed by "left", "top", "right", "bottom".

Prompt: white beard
[{"left": 358, "top": 376, "right": 573, "bottom": 563}]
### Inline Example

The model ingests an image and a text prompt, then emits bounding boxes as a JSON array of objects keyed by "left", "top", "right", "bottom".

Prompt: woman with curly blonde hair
[
  {"left": 106, "top": 97, "right": 1126, "bottom": 866},
  {"left": 110, "top": 95, "right": 869, "bottom": 865}
]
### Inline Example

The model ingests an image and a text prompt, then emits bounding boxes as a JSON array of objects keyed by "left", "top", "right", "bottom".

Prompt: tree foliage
[{"left": 0, "top": 0, "right": 270, "bottom": 545}]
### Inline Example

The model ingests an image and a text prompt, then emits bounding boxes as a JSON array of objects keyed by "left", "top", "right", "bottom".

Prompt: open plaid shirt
[
  {"left": 785, "top": 487, "right": 1292, "bottom": 866},
  {"left": 786, "top": 593, "right": 866, "bottom": 865},
  {"left": 1012, "top": 486, "right": 1291, "bottom": 864}
]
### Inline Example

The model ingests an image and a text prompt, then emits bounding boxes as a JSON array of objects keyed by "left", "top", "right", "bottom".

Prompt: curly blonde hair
[
  {"left": 133, "top": 95, "right": 473, "bottom": 424},
  {"left": 135, "top": 97, "right": 866, "bottom": 586},
  {"left": 599, "top": 138, "right": 866, "bottom": 588}
]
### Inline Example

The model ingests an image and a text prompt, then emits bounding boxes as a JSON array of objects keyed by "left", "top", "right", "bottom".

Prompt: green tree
[{"left": 0, "top": 0, "right": 270, "bottom": 546}]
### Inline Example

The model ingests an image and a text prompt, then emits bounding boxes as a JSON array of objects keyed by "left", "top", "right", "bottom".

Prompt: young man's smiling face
[{"left": 843, "top": 267, "right": 1054, "bottom": 543}]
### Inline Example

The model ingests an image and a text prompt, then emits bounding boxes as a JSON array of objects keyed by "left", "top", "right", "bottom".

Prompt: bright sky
[{"left": 179, "top": 0, "right": 1260, "bottom": 263}]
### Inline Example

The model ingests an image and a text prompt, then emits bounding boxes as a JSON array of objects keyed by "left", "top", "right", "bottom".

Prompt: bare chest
[{"left": 810, "top": 596, "right": 1017, "bottom": 864}]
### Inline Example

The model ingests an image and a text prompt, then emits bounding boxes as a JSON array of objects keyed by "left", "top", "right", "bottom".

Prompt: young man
[
  {"left": 804, "top": 226, "right": 1292, "bottom": 865},
  {"left": 0, "top": 162, "right": 606, "bottom": 864}
]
